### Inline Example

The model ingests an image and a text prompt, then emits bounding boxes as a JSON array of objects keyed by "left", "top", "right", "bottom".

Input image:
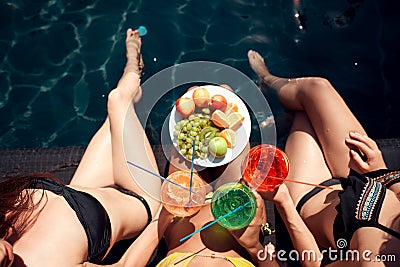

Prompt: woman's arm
[
  {"left": 229, "top": 192, "right": 279, "bottom": 267},
  {"left": 259, "top": 184, "right": 323, "bottom": 267},
  {"left": 116, "top": 207, "right": 173, "bottom": 266}
]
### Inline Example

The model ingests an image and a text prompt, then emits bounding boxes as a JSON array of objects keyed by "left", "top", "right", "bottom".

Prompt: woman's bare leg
[
  {"left": 284, "top": 112, "right": 332, "bottom": 205},
  {"left": 72, "top": 28, "right": 160, "bottom": 215},
  {"left": 107, "top": 28, "right": 160, "bottom": 215},
  {"left": 70, "top": 120, "right": 113, "bottom": 187},
  {"left": 248, "top": 50, "right": 366, "bottom": 178},
  {"left": 70, "top": 29, "right": 145, "bottom": 188}
]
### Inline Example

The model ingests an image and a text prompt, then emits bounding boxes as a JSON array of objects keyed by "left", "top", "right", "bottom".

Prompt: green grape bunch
[{"left": 173, "top": 110, "right": 220, "bottom": 160}]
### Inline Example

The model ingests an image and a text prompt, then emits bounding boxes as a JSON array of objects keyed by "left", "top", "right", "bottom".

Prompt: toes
[
  {"left": 247, "top": 50, "right": 255, "bottom": 59},
  {"left": 126, "top": 28, "right": 141, "bottom": 41},
  {"left": 132, "top": 29, "right": 140, "bottom": 38},
  {"left": 126, "top": 28, "right": 133, "bottom": 38}
]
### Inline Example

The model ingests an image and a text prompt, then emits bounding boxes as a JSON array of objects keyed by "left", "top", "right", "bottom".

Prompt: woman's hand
[
  {"left": 156, "top": 206, "right": 175, "bottom": 230},
  {"left": 0, "top": 239, "right": 14, "bottom": 267},
  {"left": 257, "top": 183, "right": 291, "bottom": 207},
  {"left": 345, "top": 132, "right": 387, "bottom": 173},
  {"left": 228, "top": 191, "right": 266, "bottom": 250}
]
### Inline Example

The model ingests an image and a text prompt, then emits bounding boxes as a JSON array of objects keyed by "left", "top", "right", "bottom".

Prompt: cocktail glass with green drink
[{"left": 210, "top": 182, "right": 257, "bottom": 230}]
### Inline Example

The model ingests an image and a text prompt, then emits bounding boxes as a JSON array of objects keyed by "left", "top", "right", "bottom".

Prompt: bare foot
[
  {"left": 124, "top": 28, "right": 143, "bottom": 103},
  {"left": 125, "top": 28, "right": 143, "bottom": 75},
  {"left": 247, "top": 50, "right": 270, "bottom": 81},
  {"left": 247, "top": 50, "right": 289, "bottom": 92}
]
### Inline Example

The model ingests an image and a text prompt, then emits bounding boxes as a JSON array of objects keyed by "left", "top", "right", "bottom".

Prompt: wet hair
[{"left": 0, "top": 173, "right": 56, "bottom": 239}]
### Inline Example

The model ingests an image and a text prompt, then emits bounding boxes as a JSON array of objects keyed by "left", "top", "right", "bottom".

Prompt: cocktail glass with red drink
[{"left": 242, "top": 144, "right": 289, "bottom": 191}]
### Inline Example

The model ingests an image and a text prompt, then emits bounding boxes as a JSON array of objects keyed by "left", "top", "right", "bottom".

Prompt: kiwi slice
[{"left": 199, "top": 127, "right": 218, "bottom": 140}]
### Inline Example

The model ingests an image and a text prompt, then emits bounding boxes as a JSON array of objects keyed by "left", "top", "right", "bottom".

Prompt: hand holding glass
[{"left": 242, "top": 144, "right": 290, "bottom": 191}]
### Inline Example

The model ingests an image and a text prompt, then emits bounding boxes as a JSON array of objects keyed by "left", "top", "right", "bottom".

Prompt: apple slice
[
  {"left": 210, "top": 94, "right": 227, "bottom": 111},
  {"left": 175, "top": 97, "right": 195, "bottom": 117},
  {"left": 228, "top": 112, "right": 244, "bottom": 130},
  {"left": 192, "top": 87, "right": 210, "bottom": 107}
]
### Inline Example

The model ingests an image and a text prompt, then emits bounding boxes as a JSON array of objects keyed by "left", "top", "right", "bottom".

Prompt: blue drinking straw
[
  {"left": 137, "top": 26, "right": 147, "bottom": 36},
  {"left": 127, "top": 160, "right": 193, "bottom": 193},
  {"left": 179, "top": 201, "right": 251, "bottom": 242},
  {"left": 189, "top": 140, "right": 196, "bottom": 200}
]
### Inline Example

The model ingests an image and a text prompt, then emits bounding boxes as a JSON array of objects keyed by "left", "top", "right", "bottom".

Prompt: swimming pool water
[{"left": 0, "top": 0, "right": 399, "bottom": 148}]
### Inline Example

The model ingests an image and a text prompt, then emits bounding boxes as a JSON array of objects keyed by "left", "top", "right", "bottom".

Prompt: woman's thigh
[
  {"left": 294, "top": 78, "right": 366, "bottom": 178},
  {"left": 284, "top": 112, "right": 332, "bottom": 206},
  {"left": 70, "top": 119, "right": 114, "bottom": 188}
]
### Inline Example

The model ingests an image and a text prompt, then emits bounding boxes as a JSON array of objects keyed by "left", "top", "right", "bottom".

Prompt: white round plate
[{"left": 169, "top": 85, "right": 251, "bottom": 167}]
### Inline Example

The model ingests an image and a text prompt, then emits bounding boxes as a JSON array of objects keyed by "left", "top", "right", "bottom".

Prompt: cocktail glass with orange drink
[
  {"left": 161, "top": 171, "right": 207, "bottom": 217},
  {"left": 242, "top": 144, "right": 290, "bottom": 191}
]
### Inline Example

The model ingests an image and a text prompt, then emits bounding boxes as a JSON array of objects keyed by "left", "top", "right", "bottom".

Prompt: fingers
[
  {"left": 0, "top": 240, "right": 13, "bottom": 267},
  {"left": 348, "top": 132, "right": 377, "bottom": 149},
  {"left": 346, "top": 132, "right": 387, "bottom": 173},
  {"left": 345, "top": 132, "right": 375, "bottom": 160},
  {"left": 349, "top": 149, "right": 369, "bottom": 170},
  {"left": 219, "top": 84, "right": 234, "bottom": 92},
  {"left": 253, "top": 191, "right": 266, "bottom": 221}
]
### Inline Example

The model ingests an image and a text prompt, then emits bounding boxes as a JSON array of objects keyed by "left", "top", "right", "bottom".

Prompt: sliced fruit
[
  {"left": 225, "top": 102, "right": 239, "bottom": 116},
  {"left": 176, "top": 97, "right": 195, "bottom": 117},
  {"left": 211, "top": 110, "right": 229, "bottom": 128},
  {"left": 220, "top": 129, "right": 237, "bottom": 148},
  {"left": 192, "top": 87, "right": 210, "bottom": 107},
  {"left": 199, "top": 127, "right": 218, "bottom": 140},
  {"left": 228, "top": 112, "right": 244, "bottom": 130},
  {"left": 210, "top": 94, "right": 227, "bottom": 111}
]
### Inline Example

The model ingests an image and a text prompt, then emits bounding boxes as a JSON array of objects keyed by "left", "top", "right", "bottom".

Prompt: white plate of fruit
[{"left": 169, "top": 85, "right": 251, "bottom": 167}]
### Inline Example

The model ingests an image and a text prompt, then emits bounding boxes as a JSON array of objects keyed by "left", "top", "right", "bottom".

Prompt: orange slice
[
  {"left": 225, "top": 102, "right": 239, "bottom": 116},
  {"left": 228, "top": 112, "right": 244, "bottom": 130},
  {"left": 165, "top": 171, "right": 203, "bottom": 203},
  {"left": 211, "top": 110, "right": 229, "bottom": 128},
  {"left": 220, "top": 129, "right": 237, "bottom": 148}
]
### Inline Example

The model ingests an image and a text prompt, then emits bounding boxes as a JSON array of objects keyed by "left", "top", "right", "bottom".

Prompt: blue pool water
[{"left": 0, "top": 0, "right": 399, "bottom": 148}]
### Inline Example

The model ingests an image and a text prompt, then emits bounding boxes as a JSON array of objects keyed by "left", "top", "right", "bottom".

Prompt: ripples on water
[{"left": 0, "top": 0, "right": 398, "bottom": 148}]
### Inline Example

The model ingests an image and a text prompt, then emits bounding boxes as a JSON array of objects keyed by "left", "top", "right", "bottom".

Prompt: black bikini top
[
  {"left": 30, "top": 178, "right": 111, "bottom": 263},
  {"left": 334, "top": 169, "right": 400, "bottom": 251}
]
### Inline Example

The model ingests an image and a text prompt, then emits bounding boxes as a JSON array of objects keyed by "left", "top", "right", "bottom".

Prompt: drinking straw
[
  {"left": 189, "top": 140, "right": 196, "bottom": 200},
  {"left": 269, "top": 176, "right": 335, "bottom": 190},
  {"left": 127, "top": 160, "right": 195, "bottom": 192},
  {"left": 180, "top": 201, "right": 251, "bottom": 242}
]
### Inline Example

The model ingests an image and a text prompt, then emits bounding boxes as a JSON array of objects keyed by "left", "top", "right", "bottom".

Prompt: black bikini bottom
[{"left": 296, "top": 178, "right": 341, "bottom": 213}]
